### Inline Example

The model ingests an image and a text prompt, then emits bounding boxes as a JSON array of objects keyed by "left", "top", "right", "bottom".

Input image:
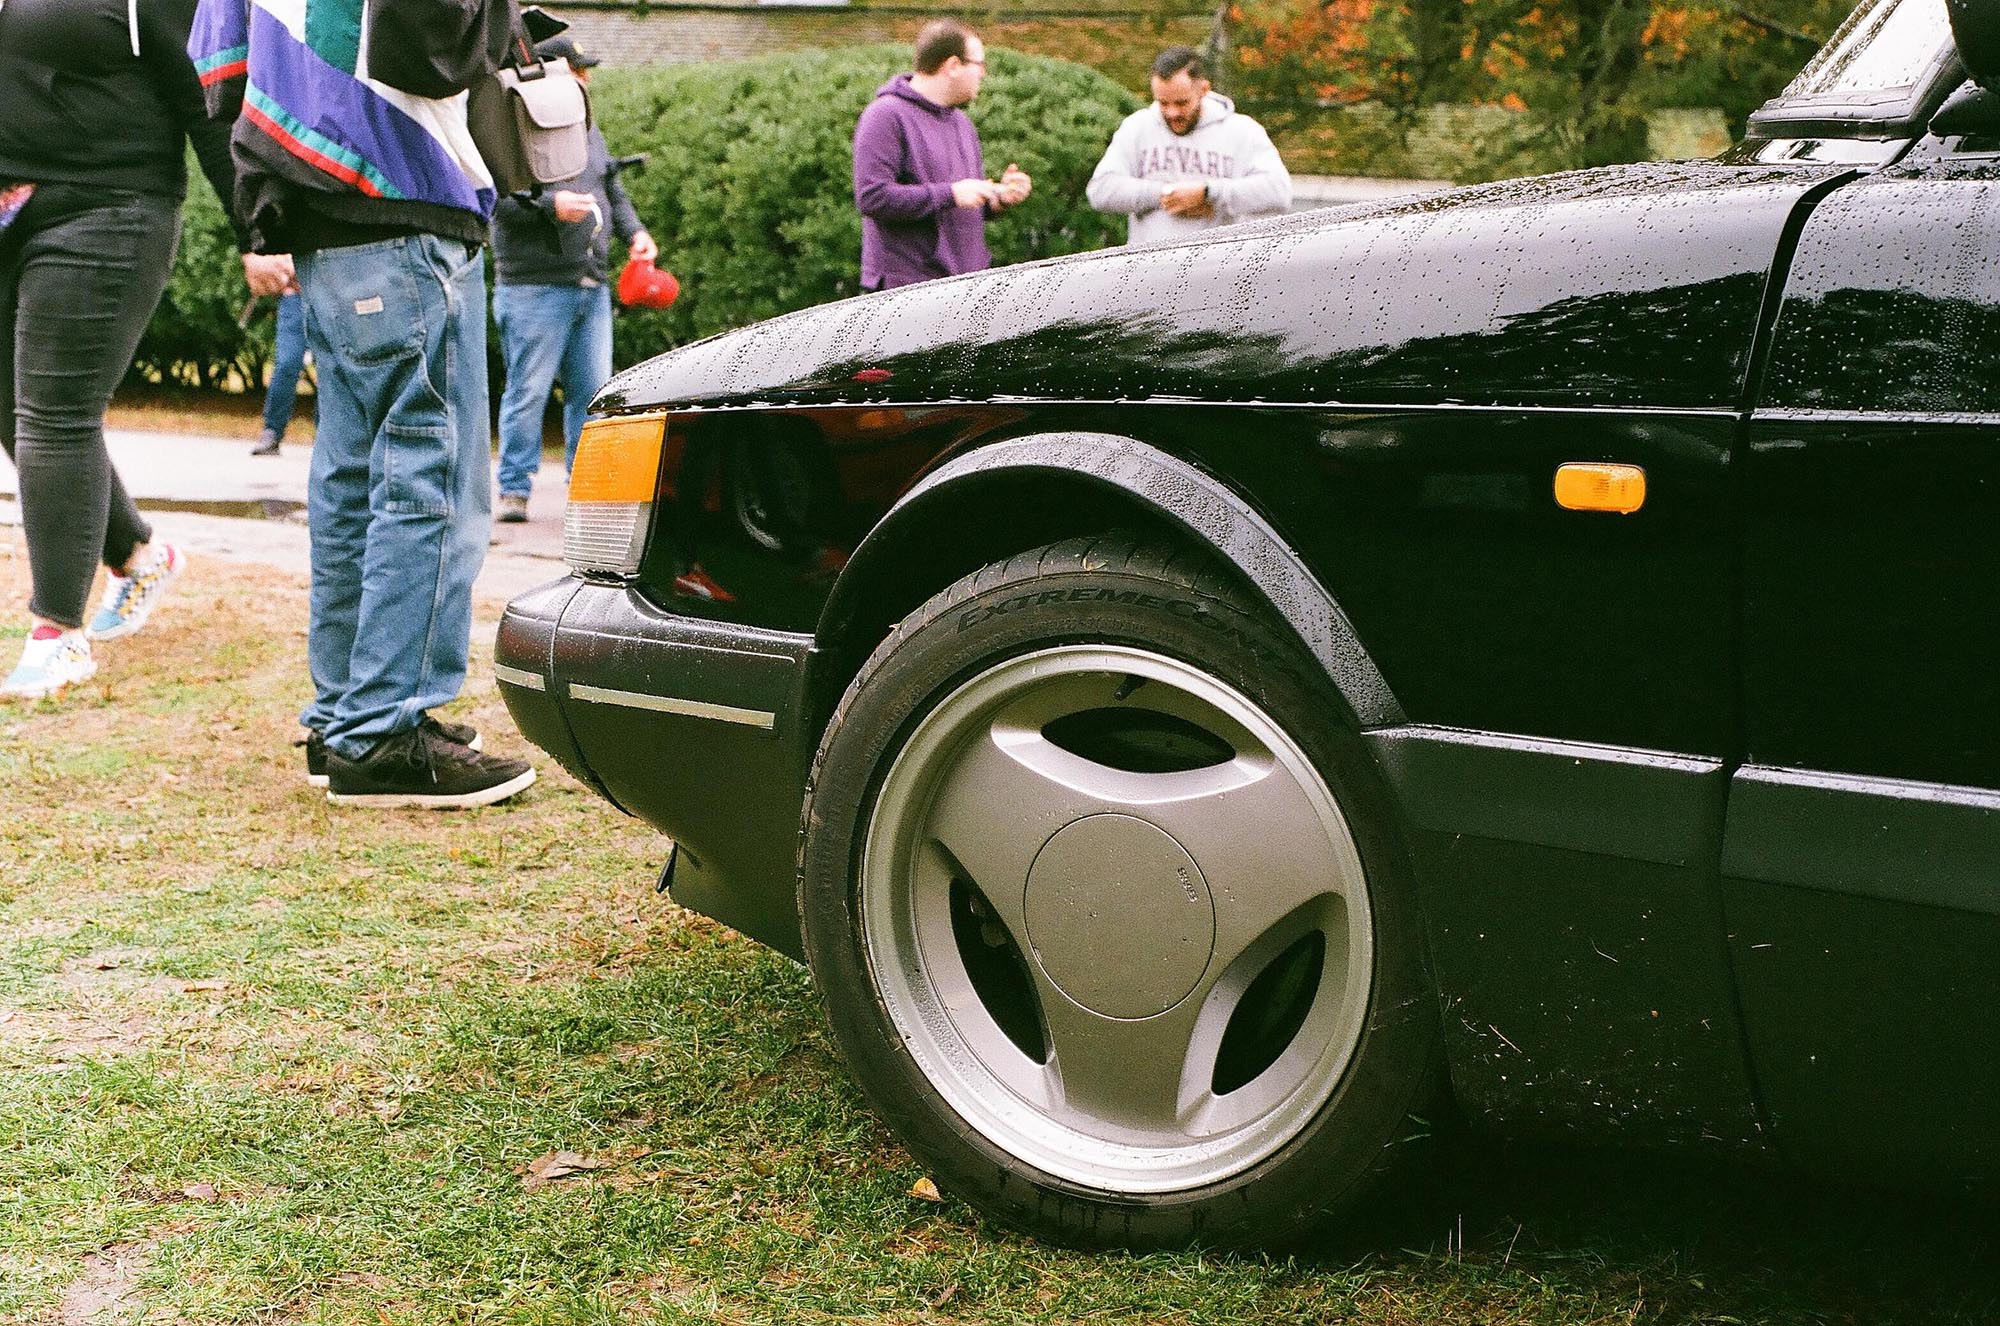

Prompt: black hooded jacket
[{"left": 0, "top": 0, "right": 242, "bottom": 242}]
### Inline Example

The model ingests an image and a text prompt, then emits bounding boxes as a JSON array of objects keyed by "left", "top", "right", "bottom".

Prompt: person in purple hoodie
[{"left": 853, "top": 20, "right": 1032, "bottom": 290}]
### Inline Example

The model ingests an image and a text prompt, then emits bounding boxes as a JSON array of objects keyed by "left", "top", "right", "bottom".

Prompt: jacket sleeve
[
  {"left": 1209, "top": 121, "right": 1292, "bottom": 218},
  {"left": 605, "top": 161, "right": 645, "bottom": 243},
  {"left": 367, "top": 0, "right": 515, "bottom": 99},
  {"left": 495, "top": 190, "right": 560, "bottom": 226},
  {"left": 171, "top": 0, "right": 249, "bottom": 249},
  {"left": 852, "top": 105, "right": 953, "bottom": 222},
  {"left": 1085, "top": 119, "right": 1159, "bottom": 217},
  {"left": 187, "top": 0, "right": 248, "bottom": 125}
]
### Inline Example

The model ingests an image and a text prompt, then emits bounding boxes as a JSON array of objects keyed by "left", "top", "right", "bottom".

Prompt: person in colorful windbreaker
[{"left": 190, "top": 0, "right": 536, "bottom": 809}]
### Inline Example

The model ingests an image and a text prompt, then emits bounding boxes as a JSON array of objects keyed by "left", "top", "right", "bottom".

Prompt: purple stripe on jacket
[
  {"left": 852, "top": 74, "right": 989, "bottom": 289},
  {"left": 247, "top": 5, "right": 490, "bottom": 217}
]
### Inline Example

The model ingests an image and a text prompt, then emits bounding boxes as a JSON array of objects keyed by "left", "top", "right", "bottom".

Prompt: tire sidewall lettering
[{"left": 953, "top": 579, "right": 1290, "bottom": 679}]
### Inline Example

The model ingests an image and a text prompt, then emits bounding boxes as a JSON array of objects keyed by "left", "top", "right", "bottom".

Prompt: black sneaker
[
  {"left": 299, "top": 716, "right": 481, "bottom": 788},
  {"left": 324, "top": 724, "right": 533, "bottom": 809}
]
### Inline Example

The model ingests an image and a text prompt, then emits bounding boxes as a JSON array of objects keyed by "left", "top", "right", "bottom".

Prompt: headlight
[{"left": 565, "top": 414, "right": 667, "bottom": 575}]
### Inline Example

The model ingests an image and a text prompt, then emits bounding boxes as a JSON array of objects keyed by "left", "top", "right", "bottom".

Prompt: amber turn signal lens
[
  {"left": 566, "top": 415, "right": 667, "bottom": 576},
  {"left": 569, "top": 415, "right": 667, "bottom": 504},
  {"left": 1554, "top": 463, "right": 1647, "bottom": 514}
]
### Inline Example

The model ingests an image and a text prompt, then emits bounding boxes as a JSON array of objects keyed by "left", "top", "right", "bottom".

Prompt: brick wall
[{"left": 558, "top": 1, "right": 1210, "bottom": 91}]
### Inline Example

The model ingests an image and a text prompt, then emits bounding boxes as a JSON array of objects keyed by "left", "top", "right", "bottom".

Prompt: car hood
[{"left": 597, "top": 160, "right": 1851, "bottom": 415}]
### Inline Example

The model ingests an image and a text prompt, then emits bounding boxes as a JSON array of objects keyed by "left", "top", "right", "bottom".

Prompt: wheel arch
[{"left": 810, "top": 431, "right": 1405, "bottom": 739}]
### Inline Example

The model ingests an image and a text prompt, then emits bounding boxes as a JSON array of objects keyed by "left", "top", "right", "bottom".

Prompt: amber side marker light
[
  {"left": 565, "top": 414, "right": 667, "bottom": 574},
  {"left": 1554, "top": 462, "right": 1647, "bottom": 514}
]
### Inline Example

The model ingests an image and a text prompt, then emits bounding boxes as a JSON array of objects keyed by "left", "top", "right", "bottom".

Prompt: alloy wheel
[{"left": 859, "top": 644, "right": 1375, "bottom": 1193}]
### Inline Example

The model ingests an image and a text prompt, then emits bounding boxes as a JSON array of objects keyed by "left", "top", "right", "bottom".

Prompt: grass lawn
[{"left": 0, "top": 543, "right": 1994, "bottom": 1325}]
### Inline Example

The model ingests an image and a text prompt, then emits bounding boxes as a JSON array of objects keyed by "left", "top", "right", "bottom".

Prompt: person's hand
[
  {"left": 1161, "top": 182, "right": 1212, "bottom": 218},
  {"left": 242, "top": 252, "right": 296, "bottom": 297},
  {"left": 952, "top": 178, "right": 999, "bottom": 210},
  {"left": 628, "top": 230, "right": 658, "bottom": 263},
  {"left": 552, "top": 190, "right": 595, "bottom": 223},
  {"left": 995, "top": 162, "right": 1033, "bottom": 208}
]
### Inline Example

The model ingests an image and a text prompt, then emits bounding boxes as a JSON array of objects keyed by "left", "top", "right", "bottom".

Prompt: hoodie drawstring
[{"left": 128, "top": 0, "right": 140, "bottom": 57}]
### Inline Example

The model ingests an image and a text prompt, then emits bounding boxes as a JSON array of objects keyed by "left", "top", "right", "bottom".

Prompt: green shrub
[
  {"left": 590, "top": 45, "right": 1139, "bottom": 365},
  {"left": 130, "top": 45, "right": 1137, "bottom": 390},
  {"left": 134, "top": 159, "right": 273, "bottom": 392}
]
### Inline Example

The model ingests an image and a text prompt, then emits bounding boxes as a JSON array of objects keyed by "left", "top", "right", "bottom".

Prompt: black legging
[{"left": 0, "top": 181, "right": 177, "bottom": 627}]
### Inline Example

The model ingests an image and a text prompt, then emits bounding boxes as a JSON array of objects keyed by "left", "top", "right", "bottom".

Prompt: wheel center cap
[{"left": 1023, "top": 814, "right": 1215, "bottom": 1020}]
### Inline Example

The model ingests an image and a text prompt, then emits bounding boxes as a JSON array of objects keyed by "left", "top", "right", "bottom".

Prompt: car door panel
[
  {"left": 1235, "top": 404, "right": 1764, "bottom": 1145},
  {"left": 1730, "top": 163, "right": 2000, "bottom": 1184},
  {"left": 1367, "top": 728, "right": 1763, "bottom": 1147}
]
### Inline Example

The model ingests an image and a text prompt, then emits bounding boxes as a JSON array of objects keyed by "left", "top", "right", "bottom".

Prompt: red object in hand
[{"left": 617, "top": 254, "right": 680, "bottom": 309}]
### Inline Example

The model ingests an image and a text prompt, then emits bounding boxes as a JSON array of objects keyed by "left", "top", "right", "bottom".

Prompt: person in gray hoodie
[{"left": 1087, "top": 47, "right": 1292, "bottom": 245}]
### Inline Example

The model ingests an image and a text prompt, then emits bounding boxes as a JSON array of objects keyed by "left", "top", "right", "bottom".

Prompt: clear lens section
[
  {"left": 1782, "top": 0, "right": 1949, "bottom": 98},
  {"left": 563, "top": 501, "right": 651, "bottom": 575}
]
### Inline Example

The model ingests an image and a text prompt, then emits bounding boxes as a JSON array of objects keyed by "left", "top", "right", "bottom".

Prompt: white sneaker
[
  {"left": 87, "top": 542, "right": 184, "bottom": 642},
  {"left": 1, "top": 628, "right": 97, "bottom": 700}
]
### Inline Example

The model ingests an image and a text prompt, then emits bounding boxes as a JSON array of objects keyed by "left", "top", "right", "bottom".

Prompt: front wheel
[{"left": 800, "top": 535, "right": 1439, "bottom": 1248}]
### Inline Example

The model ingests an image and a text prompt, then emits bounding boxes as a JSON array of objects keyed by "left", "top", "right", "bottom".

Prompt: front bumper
[{"left": 495, "top": 575, "right": 816, "bottom": 959}]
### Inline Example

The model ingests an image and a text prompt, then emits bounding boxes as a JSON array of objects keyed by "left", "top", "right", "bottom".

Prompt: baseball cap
[
  {"left": 617, "top": 254, "right": 680, "bottom": 309},
  {"left": 534, "top": 36, "right": 601, "bottom": 69}
]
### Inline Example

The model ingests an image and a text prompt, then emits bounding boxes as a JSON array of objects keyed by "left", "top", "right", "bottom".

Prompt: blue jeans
[
  {"left": 493, "top": 282, "right": 612, "bottom": 497},
  {"left": 294, "top": 235, "right": 492, "bottom": 760},
  {"left": 261, "top": 290, "right": 307, "bottom": 439}
]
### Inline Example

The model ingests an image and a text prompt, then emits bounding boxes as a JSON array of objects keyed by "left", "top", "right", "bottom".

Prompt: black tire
[{"left": 799, "top": 533, "right": 1439, "bottom": 1248}]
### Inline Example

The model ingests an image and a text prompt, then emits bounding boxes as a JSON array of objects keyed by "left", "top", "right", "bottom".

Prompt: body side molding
[
  {"left": 1368, "top": 725, "right": 1727, "bottom": 866},
  {"left": 1724, "top": 765, "right": 2000, "bottom": 915},
  {"left": 569, "top": 684, "right": 778, "bottom": 730}
]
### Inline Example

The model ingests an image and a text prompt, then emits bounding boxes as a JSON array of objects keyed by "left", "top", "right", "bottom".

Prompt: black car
[{"left": 498, "top": 0, "right": 2000, "bottom": 1248}]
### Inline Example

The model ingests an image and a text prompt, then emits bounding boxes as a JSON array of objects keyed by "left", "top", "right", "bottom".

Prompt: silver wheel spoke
[
  {"left": 923, "top": 723, "right": 1101, "bottom": 940},
  {"left": 1140, "top": 757, "right": 1361, "bottom": 980},
  {"left": 1036, "top": 988, "right": 1212, "bottom": 1135}
]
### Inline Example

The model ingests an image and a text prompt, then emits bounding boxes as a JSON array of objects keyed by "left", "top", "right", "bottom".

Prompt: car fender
[{"left": 817, "top": 430, "right": 1405, "bottom": 731}]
